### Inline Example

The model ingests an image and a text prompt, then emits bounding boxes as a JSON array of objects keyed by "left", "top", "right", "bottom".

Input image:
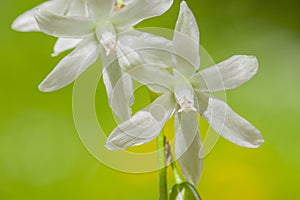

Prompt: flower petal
[
  {"left": 114, "top": 40, "right": 175, "bottom": 93},
  {"left": 86, "top": 0, "right": 114, "bottom": 19},
  {"left": 175, "top": 111, "right": 203, "bottom": 186},
  {"left": 111, "top": 0, "right": 174, "bottom": 29},
  {"left": 34, "top": 8, "right": 94, "bottom": 38},
  {"left": 39, "top": 36, "right": 99, "bottom": 92},
  {"left": 173, "top": 1, "right": 200, "bottom": 77},
  {"left": 191, "top": 55, "right": 259, "bottom": 92},
  {"left": 103, "top": 60, "right": 134, "bottom": 121},
  {"left": 118, "top": 30, "right": 174, "bottom": 68},
  {"left": 128, "top": 65, "right": 175, "bottom": 93},
  {"left": 67, "top": 0, "right": 89, "bottom": 16},
  {"left": 202, "top": 96, "right": 264, "bottom": 148},
  {"left": 106, "top": 93, "right": 176, "bottom": 150},
  {"left": 52, "top": 38, "right": 82, "bottom": 56},
  {"left": 11, "top": 1, "right": 68, "bottom": 32}
]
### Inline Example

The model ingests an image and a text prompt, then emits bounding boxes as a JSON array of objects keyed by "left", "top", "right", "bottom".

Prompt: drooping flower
[
  {"left": 11, "top": 0, "right": 89, "bottom": 56},
  {"left": 105, "top": 1, "right": 264, "bottom": 186},
  {"left": 33, "top": 0, "right": 174, "bottom": 121}
]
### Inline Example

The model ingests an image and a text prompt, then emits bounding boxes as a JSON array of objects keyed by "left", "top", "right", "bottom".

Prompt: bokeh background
[{"left": 1, "top": 0, "right": 300, "bottom": 199}]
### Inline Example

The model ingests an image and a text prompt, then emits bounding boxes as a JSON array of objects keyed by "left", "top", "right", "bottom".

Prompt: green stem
[
  {"left": 157, "top": 132, "right": 168, "bottom": 200},
  {"left": 171, "top": 161, "right": 184, "bottom": 184}
]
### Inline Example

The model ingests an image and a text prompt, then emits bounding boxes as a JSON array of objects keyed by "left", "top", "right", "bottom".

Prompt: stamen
[
  {"left": 100, "top": 32, "right": 116, "bottom": 56},
  {"left": 178, "top": 96, "right": 197, "bottom": 113}
]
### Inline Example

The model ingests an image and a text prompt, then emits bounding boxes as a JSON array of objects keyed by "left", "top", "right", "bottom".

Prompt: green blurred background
[{"left": 1, "top": 0, "right": 300, "bottom": 199}]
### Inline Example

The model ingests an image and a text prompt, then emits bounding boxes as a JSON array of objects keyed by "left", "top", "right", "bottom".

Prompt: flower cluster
[{"left": 12, "top": 0, "right": 263, "bottom": 191}]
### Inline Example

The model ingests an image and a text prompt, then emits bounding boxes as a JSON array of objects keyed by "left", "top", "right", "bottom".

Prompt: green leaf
[{"left": 169, "top": 182, "right": 201, "bottom": 200}]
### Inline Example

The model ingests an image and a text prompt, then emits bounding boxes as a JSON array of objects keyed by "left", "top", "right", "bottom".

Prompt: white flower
[
  {"left": 105, "top": 1, "right": 264, "bottom": 186},
  {"left": 33, "top": 0, "right": 174, "bottom": 121},
  {"left": 11, "top": 0, "right": 89, "bottom": 56}
]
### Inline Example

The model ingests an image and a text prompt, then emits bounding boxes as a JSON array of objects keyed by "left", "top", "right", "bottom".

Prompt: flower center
[
  {"left": 178, "top": 96, "right": 197, "bottom": 113},
  {"left": 99, "top": 32, "right": 116, "bottom": 56}
]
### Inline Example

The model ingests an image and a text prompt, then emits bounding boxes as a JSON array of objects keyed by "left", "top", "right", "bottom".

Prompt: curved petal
[
  {"left": 175, "top": 111, "right": 203, "bottom": 186},
  {"left": 118, "top": 30, "right": 174, "bottom": 68},
  {"left": 111, "top": 0, "right": 174, "bottom": 29},
  {"left": 103, "top": 61, "right": 134, "bottom": 121},
  {"left": 34, "top": 9, "right": 94, "bottom": 38},
  {"left": 173, "top": 1, "right": 200, "bottom": 77},
  {"left": 67, "top": 0, "right": 89, "bottom": 17},
  {"left": 39, "top": 36, "right": 99, "bottom": 92},
  {"left": 191, "top": 55, "right": 259, "bottom": 92},
  {"left": 86, "top": 0, "right": 114, "bottom": 19},
  {"left": 52, "top": 38, "right": 82, "bottom": 56},
  {"left": 11, "top": 1, "right": 65, "bottom": 32},
  {"left": 106, "top": 93, "right": 176, "bottom": 150},
  {"left": 202, "top": 96, "right": 264, "bottom": 148},
  {"left": 128, "top": 65, "right": 175, "bottom": 93},
  {"left": 115, "top": 40, "right": 175, "bottom": 93}
]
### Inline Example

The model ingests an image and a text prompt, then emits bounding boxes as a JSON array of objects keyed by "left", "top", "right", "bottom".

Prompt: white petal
[
  {"left": 173, "top": 1, "right": 200, "bottom": 77},
  {"left": 12, "top": 7, "right": 41, "bottom": 32},
  {"left": 111, "top": 0, "right": 174, "bottom": 29},
  {"left": 35, "top": 9, "right": 94, "bottom": 38},
  {"left": 106, "top": 93, "right": 176, "bottom": 150},
  {"left": 115, "top": 41, "right": 142, "bottom": 71},
  {"left": 175, "top": 111, "right": 203, "bottom": 186},
  {"left": 115, "top": 40, "right": 175, "bottom": 93},
  {"left": 39, "top": 36, "right": 99, "bottom": 92},
  {"left": 67, "top": 0, "right": 89, "bottom": 17},
  {"left": 128, "top": 65, "right": 175, "bottom": 93},
  {"left": 11, "top": 1, "right": 63, "bottom": 32},
  {"left": 192, "top": 55, "right": 259, "bottom": 92},
  {"left": 202, "top": 97, "right": 264, "bottom": 148},
  {"left": 52, "top": 38, "right": 82, "bottom": 56},
  {"left": 86, "top": 0, "right": 114, "bottom": 19},
  {"left": 118, "top": 30, "right": 174, "bottom": 68},
  {"left": 103, "top": 61, "right": 134, "bottom": 121}
]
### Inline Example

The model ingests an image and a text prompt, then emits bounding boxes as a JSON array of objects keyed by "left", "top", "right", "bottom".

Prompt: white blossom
[{"left": 105, "top": 1, "right": 263, "bottom": 186}]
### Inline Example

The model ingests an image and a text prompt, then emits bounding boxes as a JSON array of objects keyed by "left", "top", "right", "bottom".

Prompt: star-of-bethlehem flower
[
  {"left": 106, "top": 1, "right": 264, "bottom": 186},
  {"left": 12, "top": 0, "right": 89, "bottom": 56},
  {"left": 30, "top": 0, "right": 174, "bottom": 121}
]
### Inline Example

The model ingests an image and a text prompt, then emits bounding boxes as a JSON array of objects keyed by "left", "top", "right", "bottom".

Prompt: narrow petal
[
  {"left": 106, "top": 93, "right": 176, "bottom": 150},
  {"left": 12, "top": 0, "right": 89, "bottom": 32},
  {"left": 86, "top": 0, "right": 114, "bottom": 19},
  {"left": 34, "top": 9, "right": 94, "bottom": 38},
  {"left": 12, "top": 7, "right": 41, "bottom": 32},
  {"left": 52, "top": 38, "right": 82, "bottom": 56},
  {"left": 175, "top": 111, "right": 203, "bottom": 186},
  {"left": 173, "top": 1, "right": 200, "bottom": 77},
  {"left": 191, "top": 55, "right": 259, "bottom": 92},
  {"left": 202, "top": 97, "right": 264, "bottom": 148},
  {"left": 111, "top": 0, "right": 174, "bottom": 29},
  {"left": 115, "top": 40, "right": 175, "bottom": 93},
  {"left": 128, "top": 65, "right": 175, "bottom": 93},
  {"left": 118, "top": 30, "right": 174, "bottom": 68},
  {"left": 39, "top": 36, "right": 99, "bottom": 92},
  {"left": 11, "top": 1, "right": 64, "bottom": 32},
  {"left": 67, "top": 0, "right": 89, "bottom": 17},
  {"left": 103, "top": 61, "right": 134, "bottom": 121}
]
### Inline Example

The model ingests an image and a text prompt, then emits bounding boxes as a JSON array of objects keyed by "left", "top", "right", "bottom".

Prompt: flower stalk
[{"left": 157, "top": 131, "right": 168, "bottom": 200}]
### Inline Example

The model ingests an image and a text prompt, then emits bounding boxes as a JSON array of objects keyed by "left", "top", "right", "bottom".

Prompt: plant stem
[{"left": 157, "top": 131, "right": 168, "bottom": 200}]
